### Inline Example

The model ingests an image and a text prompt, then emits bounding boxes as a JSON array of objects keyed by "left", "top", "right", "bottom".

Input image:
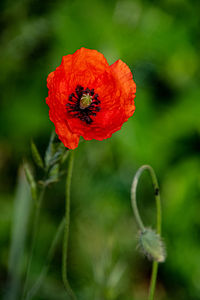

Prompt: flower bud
[{"left": 138, "top": 229, "right": 166, "bottom": 263}]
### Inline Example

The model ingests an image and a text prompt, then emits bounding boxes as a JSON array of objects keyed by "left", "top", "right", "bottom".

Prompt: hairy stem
[
  {"left": 147, "top": 166, "right": 161, "bottom": 300},
  {"left": 62, "top": 151, "right": 76, "bottom": 299},
  {"left": 148, "top": 261, "right": 158, "bottom": 300}
]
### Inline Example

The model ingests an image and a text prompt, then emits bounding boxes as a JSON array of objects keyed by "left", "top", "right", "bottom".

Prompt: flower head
[{"left": 46, "top": 48, "right": 136, "bottom": 149}]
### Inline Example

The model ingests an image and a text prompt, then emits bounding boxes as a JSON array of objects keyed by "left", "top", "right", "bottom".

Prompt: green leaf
[
  {"left": 3, "top": 167, "right": 31, "bottom": 300},
  {"left": 44, "top": 132, "right": 55, "bottom": 169},
  {"left": 31, "top": 140, "right": 44, "bottom": 169},
  {"left": 61, "top": 149, "right": 69, "bottom": 164},
  {"left": 49, "top": 163, "right": 59, "bottom": 181},
  {"left": 23, "top": 163, "right": 37, "bottom": 202},
  {"left": 49, "top": 143, "right": 65, "bottom": 167},
  {"left": 44, "top": 132, "right": 68, "bottom": 170}
]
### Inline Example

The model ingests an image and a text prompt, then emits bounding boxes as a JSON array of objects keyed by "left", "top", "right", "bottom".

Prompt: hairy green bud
[{"left": 139, "top": 229, "right": 166, "bottom": 263}]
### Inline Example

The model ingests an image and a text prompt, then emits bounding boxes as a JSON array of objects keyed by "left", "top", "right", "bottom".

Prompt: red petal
[
  {"left": 49, "top": 108, "right": 80, "bottom": 149},
  {"left": 110, "top": 59, "right": 136, "bottom": 120},
  {"left": 46, "top": 49, "right": 136, "bottom": 148}
]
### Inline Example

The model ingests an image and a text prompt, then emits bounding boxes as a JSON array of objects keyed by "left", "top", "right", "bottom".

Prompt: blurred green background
[{"left": 0, "top": 0, "right": 200, "bottom": 299}]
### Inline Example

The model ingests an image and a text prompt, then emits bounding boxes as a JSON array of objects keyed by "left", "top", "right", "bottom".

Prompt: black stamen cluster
[{"left": 66, "top": 85, "right": 101, "bottom": 124}]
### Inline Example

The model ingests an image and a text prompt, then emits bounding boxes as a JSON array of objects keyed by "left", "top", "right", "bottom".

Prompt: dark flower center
[{"left": 66, "top": 85, "right": 101, "bottom": 124}]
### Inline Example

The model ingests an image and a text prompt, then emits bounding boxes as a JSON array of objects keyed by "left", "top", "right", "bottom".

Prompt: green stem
[
  {"left": 22, "top": 186, "right": 46, "bottom": 299},
  {"left": 25, "top": 217, "right": 65, "bottom": 300},
  {"left": 148, "top": 261, "right": 158, "bottom": 300},
  {"left": 62, "top": 151, "right": 76, "bottom": 299},
  {"left": 131, "top": 167, "right": 146, "bottom": 232},
  {"left": 131, "top": 165, "right": 162, "bottom": 300},
  {"left": 147, "top": 166, "right": 161, "bottom": 300}
]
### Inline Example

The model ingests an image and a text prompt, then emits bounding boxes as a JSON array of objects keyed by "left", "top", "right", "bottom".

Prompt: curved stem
[
  {"left": 62, "top": 151, "right": 76, "bottom": 299},
  {"left": 22, "top": 186, "right": 46, "bottom": 299},
  {"left": 131, "top": 165, "right": 162, "bottom": 300},
  {"left": 25, "top": 217, "right": 65, "bottom": 300},
  {"left": 131, "top": 167, "right": 146, "bottom": 232}
]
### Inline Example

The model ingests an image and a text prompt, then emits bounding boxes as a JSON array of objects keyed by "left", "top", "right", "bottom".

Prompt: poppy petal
[{"left": 46, "top": 48, "right": 136, "bottom": 149}]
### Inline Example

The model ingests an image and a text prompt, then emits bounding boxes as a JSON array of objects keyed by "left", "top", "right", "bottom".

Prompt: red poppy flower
[{"left": 46, "top": 48, "right": 136, "bottom": 149}]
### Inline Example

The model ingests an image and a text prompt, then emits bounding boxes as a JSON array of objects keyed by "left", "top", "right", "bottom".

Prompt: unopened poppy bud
[
  {"left": 80, "top": 93, "right": 93, "bottom": 109},
  {"left": 139, "top": 229, "right": 166, "bottom": 263}
]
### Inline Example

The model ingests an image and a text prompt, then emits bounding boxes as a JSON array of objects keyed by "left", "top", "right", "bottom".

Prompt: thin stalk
[
  {"left": 25, "top": 218, "right": 65, "bottom": 300},
  {"left": 62, "top": 151, "right": 76, "bottom": 299},
  {"left": 148, "top": 262, "right": 158, "bottom": 300},
  {"left": 22, "top": 185, "right": 46, "bottom": 299},
  {"left": 147, "top": 165, "right": 161, "bottom": 300},
  {"left": 131, "top": 165, "right": 162, "bottom": 300},
  {"left": 131, "top": 167, "right": 146, "bottom": 233}
]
